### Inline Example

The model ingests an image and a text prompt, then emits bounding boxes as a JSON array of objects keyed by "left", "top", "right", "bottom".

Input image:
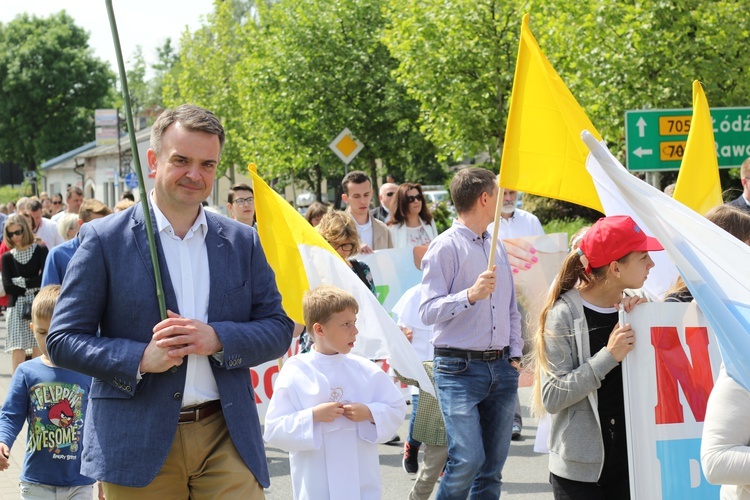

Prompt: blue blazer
[
  {"left": 48, "top": 203, "right": 294, "bottom": 487},
  {"left": 728, "top": 195, "right": 750, "bottom": 215}
]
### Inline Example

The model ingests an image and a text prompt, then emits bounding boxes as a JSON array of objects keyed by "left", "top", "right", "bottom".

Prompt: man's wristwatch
[{"left": 509, "top": 356, "right": 522, "bottom": 365}]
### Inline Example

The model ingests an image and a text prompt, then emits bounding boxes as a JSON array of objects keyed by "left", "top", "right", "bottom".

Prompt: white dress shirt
[
  {"left": 36, "top": 217, "right": 64, "bottom": 248},
  {"left": 355, "top": 217, "right": 374, "bottom": 248},
  {"left": 495, "top": 208, "right": 545, "bottom": 239},
  {"left": 151, "top": 194, "right": 219, "bottom": 407}
]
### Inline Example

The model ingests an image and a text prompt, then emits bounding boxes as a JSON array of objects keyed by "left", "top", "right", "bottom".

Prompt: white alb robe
[{"left": 264, "top": 349, "right": 407, "bottom": 499}]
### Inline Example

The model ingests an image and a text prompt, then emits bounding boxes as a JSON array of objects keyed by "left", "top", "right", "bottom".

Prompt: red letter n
[{"left": 651, "top": 326, "right": 714, "bottom": 424}]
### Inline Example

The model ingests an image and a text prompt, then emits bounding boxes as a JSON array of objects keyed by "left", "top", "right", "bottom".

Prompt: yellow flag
[
  {"left": 500, "top": 14, "right": 604, "bottom": 212},
  {"left": 250, "top": 170, "right": 437, "bottom": 394},
  {"left": 673, "top": 81, "right": 722, "bottom": 215},
  {"left": 250, "top": 171, "right": 335, "bottom": 323}
]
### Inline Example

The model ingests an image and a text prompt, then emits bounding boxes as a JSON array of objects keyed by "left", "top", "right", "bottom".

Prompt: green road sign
[{"left": 625, "top": 107, "right": 750, "bottom": 171}]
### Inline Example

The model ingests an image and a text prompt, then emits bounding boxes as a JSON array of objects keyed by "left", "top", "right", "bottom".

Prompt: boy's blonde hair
[
  {"left": 32, "top": 285, "right": 61, "bottom": 323},
  {"left": 303, "top": 285, "right": 359, "bottom": 334}
]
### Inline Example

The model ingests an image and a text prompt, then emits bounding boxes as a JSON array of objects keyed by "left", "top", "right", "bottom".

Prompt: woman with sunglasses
[
  {"left": 1, "top": 214, "right": 48, "bottom": 375},
  {"left": 388, "top": 183, "right": 438, "bottom": 249}
]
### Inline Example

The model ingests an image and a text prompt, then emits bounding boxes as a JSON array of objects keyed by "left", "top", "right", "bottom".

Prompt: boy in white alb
[{"left": 264, "top": 285, "right": 407, "bottom": 499}]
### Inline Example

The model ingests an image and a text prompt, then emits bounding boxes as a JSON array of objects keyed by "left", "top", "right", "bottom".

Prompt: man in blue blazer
[{"left": 48, "top": 104, "right": 294, "bottom": 497}]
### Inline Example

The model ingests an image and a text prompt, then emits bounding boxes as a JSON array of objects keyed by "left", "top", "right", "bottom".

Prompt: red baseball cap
[{"left": 579, "top": 216, "right": 664, "bottom": 272}]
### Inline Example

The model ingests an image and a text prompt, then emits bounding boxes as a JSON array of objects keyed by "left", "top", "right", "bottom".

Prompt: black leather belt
[
  {"left": 178, "top": 400, "right": 221, "bottom": 424},
  {"left": 434, "top": 346, "right": 509, "bottom": 361}
]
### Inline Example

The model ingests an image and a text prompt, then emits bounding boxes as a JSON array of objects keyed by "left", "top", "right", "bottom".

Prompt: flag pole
[
  {"left": 105, "top": 0, "right": 167, "bottom": 320},
  {"left": 487, "top": 182, "right": 504, "bottom": 271}
]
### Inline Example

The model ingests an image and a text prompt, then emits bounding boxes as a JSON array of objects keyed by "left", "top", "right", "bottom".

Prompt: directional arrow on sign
[
  {"left": 637, "top": 117, "right": 647, "bottom": 138},
  {"left": 633, "top": 147, "right": 653, "bottom": 158}
]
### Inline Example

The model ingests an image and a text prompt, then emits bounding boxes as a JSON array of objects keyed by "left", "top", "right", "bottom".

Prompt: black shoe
[
  {"left": 403, "top": 442, "right": 419, "bottom": 474},
  {"left": 385, "top": 434, "right": 400, "bottom": 445},
  {"left": 511, "top": 424, "right": 522, "bottom": 441}
]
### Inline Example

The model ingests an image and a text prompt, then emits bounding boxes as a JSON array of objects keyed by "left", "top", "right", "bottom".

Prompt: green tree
[
  {"left": 383, "top": 0, "right": 526, "bottom": 163},
  {"left": 150, "top": 38, "right": 180, "bottom": 111},
  {"left": 239, "top": 0, "right": 444, "bottom": 200},
  {"left": 535, "top": 0, "right": 750, "bottom": 161},
  {"left": 125, "top": 46, "right": 150, "bottom": 119},
  {"left": 163, "top": 0, "right": 257, "bottom": 179},
  {"left": 0, "top": 12, "right": 115, "bottom": 170}
]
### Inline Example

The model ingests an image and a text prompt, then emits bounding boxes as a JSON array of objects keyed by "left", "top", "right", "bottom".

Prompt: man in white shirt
[
  {"left": 497, "top": 188, "right": 544, "bottom": 441},
  {"left": 47, "top": 104, "right": 293, "bottom": 497},
  {"left": 341, "top": 171, "right": 392, "bottom": 253},
  {"left": 27, "top": 199, "right": 63, "bottom": 248},
  {"left": 51, "top": 187, "right": 83, "bottom": 223}
]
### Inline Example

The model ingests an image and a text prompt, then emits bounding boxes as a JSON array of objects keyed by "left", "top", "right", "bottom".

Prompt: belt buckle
[{"left": 482, "top": 351, "right": 496, "bottom": 361}]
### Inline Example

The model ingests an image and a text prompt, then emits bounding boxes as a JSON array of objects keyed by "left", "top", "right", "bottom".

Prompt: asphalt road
[{"left": 264, "top": 385, "right": 553, "bottom": 499}]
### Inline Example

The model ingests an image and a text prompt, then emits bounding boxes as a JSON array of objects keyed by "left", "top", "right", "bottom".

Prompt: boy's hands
[
  {"left": 343, "top": 403, "right": 374, "bottom": 423},
  {"left": 313, "top": 402, "right": 345, "bottom": 422},
  {"left": 0, "top": 443, "right": 10, "bottom": 471}
]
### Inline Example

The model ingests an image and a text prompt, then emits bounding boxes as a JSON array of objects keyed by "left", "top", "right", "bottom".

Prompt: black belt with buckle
[
  {"left": 434, "top": 346, "right": 509, "bottom": 361},
  {"left": 178, "top": 400, "right": 221, "bottom": 424}
]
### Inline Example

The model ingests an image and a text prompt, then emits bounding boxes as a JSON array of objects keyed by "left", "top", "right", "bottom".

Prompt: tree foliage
[
  {"left": 383, "top": 0, "right": 525, "bottom": 164},
  {"left": 0, "top": 12, "right": 115, "bottom": 170},
  {"left": 385, "top": 0, "right": 750, "bottom": 170},
  {"left": 163, "top": 0, "right": 445, "bottom": 195},
  {"left": 163, "top": 0, "right": 258, "bottom": 179}
]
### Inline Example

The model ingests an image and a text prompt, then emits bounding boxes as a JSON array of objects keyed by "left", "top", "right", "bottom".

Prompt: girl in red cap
[{"left": 530, "top": 215, "right": 663, "bottom": 499}]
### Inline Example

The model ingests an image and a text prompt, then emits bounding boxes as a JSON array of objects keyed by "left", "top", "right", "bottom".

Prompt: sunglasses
[
  {"left": 52, "top": 201, "right": 62, "bottom": 205},
  {"left": 406, "top": 194, "right": 423, "bottom": 203},
  {"left": 7, "top": 229, "right": 23, "bottom": 237},
  {"left": 385, "top": 191, "right": 396, "bottom": 197}
]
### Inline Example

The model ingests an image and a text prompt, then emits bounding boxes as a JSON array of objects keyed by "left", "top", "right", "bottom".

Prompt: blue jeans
[
  {"left": 408, "top": 393, "right": 422, "bottom": 448},
  {"left": 434, "top": 355, "right": 518, "bottom": 499}
]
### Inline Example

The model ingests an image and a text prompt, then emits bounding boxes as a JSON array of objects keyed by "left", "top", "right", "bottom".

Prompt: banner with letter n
[{"left": 622, "top": 302, "right": 721, "bottom": 499}]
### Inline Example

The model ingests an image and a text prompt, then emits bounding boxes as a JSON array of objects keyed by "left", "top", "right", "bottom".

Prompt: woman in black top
[{"left": 2, "top": 214, "right": 48, "bottom": 375}]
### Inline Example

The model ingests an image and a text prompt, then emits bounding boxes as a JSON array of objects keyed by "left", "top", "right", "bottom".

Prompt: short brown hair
[
  {"left": 317, "top": 211, "right": 361, "bottom": 257},
  {"left": 303, "top": 285, "right": 359, "bottom": 334},
  {"left": 79, "top": 199, "right": 113, "bottom": 223},
  {"left": 227, "top": 183, "right": 253, "bottom": 204},
  {"left": 449, "top": 167, "right": 497, "bottom": 214},
  {"left": 150, "top": 104, "right": 225, "bottom": 158},
  {"left": 66, "top": 186, "right": 83, "bottom": 200},
  {"left": 32, "top": 285, "right": 61, "bottom": 323},
  {"left": 4, "top": 214, "right": 35, "bottom": 248},
  {"left": 341, "top": 171, "right": 370, "bottom": 195},
  {"left": 305, "top": 202, "right": 328, "bottom": 225}
]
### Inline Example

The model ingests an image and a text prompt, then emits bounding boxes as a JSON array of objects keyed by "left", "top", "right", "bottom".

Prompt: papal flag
[
  {"left": 583, "top": 131, "right": 750, "bottom": 393},
  {"left": 672, "top": 80, "right": 723, "bottom": 215},
  {"left": 500, "top": 14, "right": 603, "bottom": 212},
  {"left": 251, "top": 170, "right": 435, "bottom": 395}
]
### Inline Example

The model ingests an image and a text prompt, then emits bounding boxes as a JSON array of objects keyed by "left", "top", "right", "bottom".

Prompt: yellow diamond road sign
[{"left": 329, "top": 128, "right": 364, "bottom": 165}]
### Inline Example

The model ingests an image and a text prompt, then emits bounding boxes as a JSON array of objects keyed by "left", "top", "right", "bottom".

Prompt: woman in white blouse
[
  {"left": 387, "top": 183, "right": 438, "bottom": 249},
  {"left": 701, "top": 368, "right": 750, "bottom": 499}
]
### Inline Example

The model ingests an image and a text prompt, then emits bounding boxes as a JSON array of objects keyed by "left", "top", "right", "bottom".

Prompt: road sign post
[
  {"left": 329, "top": 128, "right": 364, "bottom": 175},
  {"left": 625, "top": 107, "right": 750, "bottom": 171}
]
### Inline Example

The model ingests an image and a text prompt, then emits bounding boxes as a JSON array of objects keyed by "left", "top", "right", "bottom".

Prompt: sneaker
[
  {"left": 511, "top": 424, "right": 522, "bottom": 441},
  {"left": 403, "top": 442, "right": 419, "bottom": 474}
]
